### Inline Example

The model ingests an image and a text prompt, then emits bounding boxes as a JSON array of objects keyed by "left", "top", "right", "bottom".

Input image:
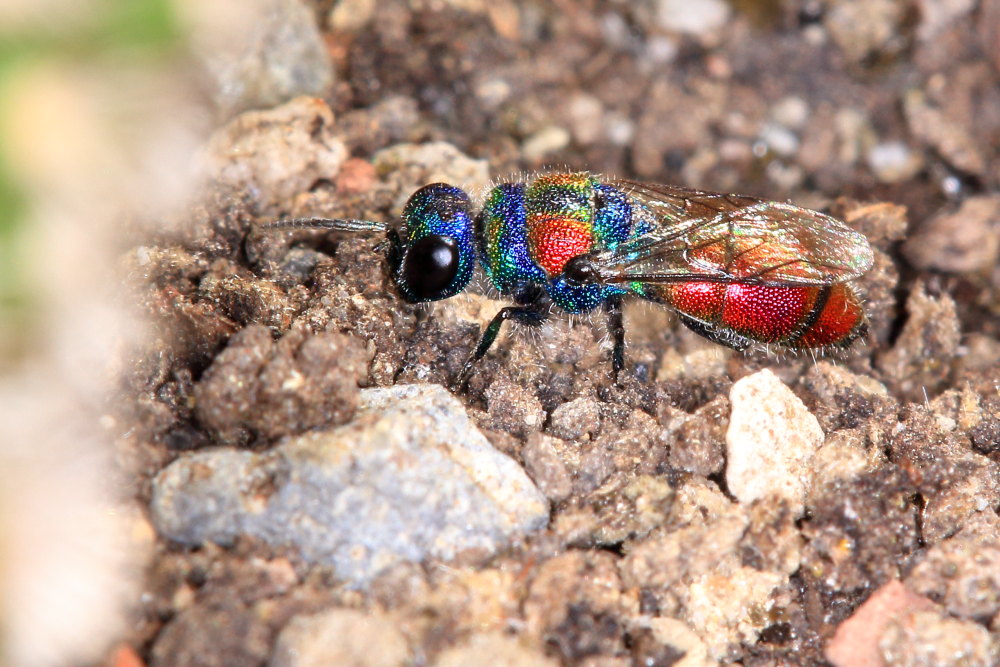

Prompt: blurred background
[
  {"left": 0, "top": 1, "right": 187, "bottom": 664},
  {"left": 1, "top": 0, "right": 998, "bottom": 664}
]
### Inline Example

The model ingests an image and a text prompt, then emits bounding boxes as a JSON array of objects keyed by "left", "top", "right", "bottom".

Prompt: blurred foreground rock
[{"left": 183, "top": 0, "right": 334, "bottom": 117}]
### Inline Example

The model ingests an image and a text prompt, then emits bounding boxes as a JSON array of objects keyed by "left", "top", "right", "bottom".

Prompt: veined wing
[{"left": 588, "top": 179, "right": 875, "bottom": 287}]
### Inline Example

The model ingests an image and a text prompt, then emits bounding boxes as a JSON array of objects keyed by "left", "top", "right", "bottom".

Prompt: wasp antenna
[{"left": 265, "top": 217, "right": 389, "bottom": 234}]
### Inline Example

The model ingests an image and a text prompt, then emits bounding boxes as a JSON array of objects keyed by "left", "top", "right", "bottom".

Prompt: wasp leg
[
  {"left": 676, "top": 312, "right": 752, "bottom": 351},
  {"left": 453, "top": 303, "right": 548, "bottom": 389},
  {"left": 605, "top": 294, "right": 626, "bottom": 384}
]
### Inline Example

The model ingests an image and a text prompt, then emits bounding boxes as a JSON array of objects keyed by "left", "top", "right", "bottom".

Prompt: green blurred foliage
[{"left": 0, "top": 0, "right": 180, "bottom": 358}]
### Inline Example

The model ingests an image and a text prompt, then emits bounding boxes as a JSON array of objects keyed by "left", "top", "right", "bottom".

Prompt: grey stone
[
  {"left": 152, "top": 385, "right": 549, "bottom": 586},
  {"left": 186, "top": 0, "right": 334, "bottom": 117}
]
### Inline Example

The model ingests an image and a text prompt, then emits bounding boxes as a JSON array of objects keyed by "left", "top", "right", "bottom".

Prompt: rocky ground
[{"left": 114, "top": 1, "right": 1000, "bottom": 665}]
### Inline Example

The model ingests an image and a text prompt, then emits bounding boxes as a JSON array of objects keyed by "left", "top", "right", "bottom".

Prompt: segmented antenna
[{"left": 265, "top": 217, "right": 389, "bottom": 233}]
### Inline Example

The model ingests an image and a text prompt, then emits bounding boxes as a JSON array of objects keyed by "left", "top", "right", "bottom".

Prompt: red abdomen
[{"left": 656, "top": 281, "right": 866, "bottom": 349}]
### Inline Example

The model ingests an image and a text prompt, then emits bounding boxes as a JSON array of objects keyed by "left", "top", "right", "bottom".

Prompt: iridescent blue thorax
[
  {"left": 476, "top": 183, "right": 545, "bottom": 294},
  {"left": 476, "top": 173, "right": 646, "bottom": 313}
]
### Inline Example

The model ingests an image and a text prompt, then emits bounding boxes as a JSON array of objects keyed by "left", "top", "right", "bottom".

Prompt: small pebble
[
  {"left": 272, "top": 608, "right": 409, "bottom": 667},
  {"left": 328, "top": 0, "right": 376, "bottom": 32},
  {"left": 521, "top": 126, "right": 571, "bottom": 162},
  {"left": 726, "top": 369, "right": 824, "bottom": 517},
  {"left": 758, "top": 122, "right": 800, "bottom": 157},
  {"left": 825, "top": 580, "right": 936, "bottom": 667},
  {"left": 770, "top": 96, "right": 810, "bottom": 130},
  {"left": 654, "top": 0, "right": 730, "bottom": 35},
  {"left": 867, "top": 141, "right": 923, "bottom": 183}
]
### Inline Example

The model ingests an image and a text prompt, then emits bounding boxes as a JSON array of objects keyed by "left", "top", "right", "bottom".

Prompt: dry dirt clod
[
  {"left": 193, "top": 326, "right": 367, "bottom": 446},
  {"left": 906, "top": 512, "right": 1000, "bottom": 622},
  {"left": 201, "top": 97, "right": 349, "bottom": 216},
  {"left": 904, "top": 195, "right": 1000, "bottom": 275},
  {"left": 876, "top": 281, "right": 962, "bottom": 401},
  {"left": 890, "top": 406, "right": 1000, "bottom": 544}
]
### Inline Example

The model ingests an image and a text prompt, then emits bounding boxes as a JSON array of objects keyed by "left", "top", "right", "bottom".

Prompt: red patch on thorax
[{"left": 528, "top": 215, "right": 594, "bottom": 276}]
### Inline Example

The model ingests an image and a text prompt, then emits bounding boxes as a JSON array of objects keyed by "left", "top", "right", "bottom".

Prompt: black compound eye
[{"left": 401, "top": 234, "right": 460, "bottom": 301}]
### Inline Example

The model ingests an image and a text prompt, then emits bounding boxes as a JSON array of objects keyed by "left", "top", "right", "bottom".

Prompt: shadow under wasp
[{"left": 268, "top": 171, "right": 874, "bottom": 388}]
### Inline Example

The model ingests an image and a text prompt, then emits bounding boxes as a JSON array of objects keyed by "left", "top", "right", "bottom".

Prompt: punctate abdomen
[{"left": 653, "top": 281, "right": 866, "bottom": 349}]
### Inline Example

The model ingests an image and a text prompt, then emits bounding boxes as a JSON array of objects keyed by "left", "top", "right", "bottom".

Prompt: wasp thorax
[{"left": 397, "top": 183, "right": 476, "bottom": 302}]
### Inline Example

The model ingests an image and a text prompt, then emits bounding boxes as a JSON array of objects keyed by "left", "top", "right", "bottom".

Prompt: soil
[{"left": 117, "top": 1, "right": 1000, "bottom": 665}]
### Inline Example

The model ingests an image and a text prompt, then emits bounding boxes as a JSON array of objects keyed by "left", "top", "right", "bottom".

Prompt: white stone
[
  {"left": 271, "top": 608, "right": 409, "bottom": 667},
  {"left": 867, "top": 141, "right": 923, "bottom": 183},
  {"left": 655, "top": 0, "right": 731, "bottom": 35},
  {"left": 521, "top": 126, "right": 571, "bottom": 162},
  {"left": 759, "top": 122, "right": 800, "bottom": 157},
  {"left": 726, "top": 369, "right": 824, "bottom": 516},
  {"left": 683, "top": 567, "right": 784, "bottom": 661},
  {"left": 647, "top": 618, "right": 712, "bottom": 667}
]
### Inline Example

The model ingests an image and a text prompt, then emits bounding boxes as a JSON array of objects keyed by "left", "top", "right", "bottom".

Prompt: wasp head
[{"left": 395, "top": 183, "right": 476, "bottom": 303}]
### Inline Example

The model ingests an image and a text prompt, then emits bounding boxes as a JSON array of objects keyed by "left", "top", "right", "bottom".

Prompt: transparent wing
[{"left": 588, "top": 179, "right": 874, "bottom": 286}]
